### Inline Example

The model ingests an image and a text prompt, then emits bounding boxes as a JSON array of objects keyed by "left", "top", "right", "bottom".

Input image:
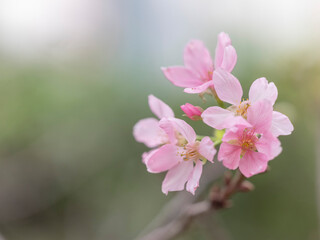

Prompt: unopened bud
[
  {"left": 181, "top": 103, "right": 203, "bottom": 120},
  {"left": 239, "top": 180, "right": 255, "bottom": 192}
]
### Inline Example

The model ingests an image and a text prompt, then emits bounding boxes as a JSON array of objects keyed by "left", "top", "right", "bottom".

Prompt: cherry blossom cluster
[{"left": 133, "top": 32, "right": 293, "bottom": 195}]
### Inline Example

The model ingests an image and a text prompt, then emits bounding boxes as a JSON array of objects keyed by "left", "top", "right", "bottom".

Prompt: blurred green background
[{"left": 0, "top": 0, "right": 319, "bottom": 239}]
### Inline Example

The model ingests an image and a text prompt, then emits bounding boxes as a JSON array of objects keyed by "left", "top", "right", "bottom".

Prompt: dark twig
[
  {"left": 135, "top": 163, "right": 225, "bottom": 238},
  {"left": 210, "top": 171, "right": 247, "bottom": 209},
  {"left": 139, "top": 201, "right": 211, "bottom": 240},
  {"left": 138, "top": 171, "right": 252, "bottom": 240}
]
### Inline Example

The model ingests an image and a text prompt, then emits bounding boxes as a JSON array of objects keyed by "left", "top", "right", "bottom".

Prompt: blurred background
[{"left": 0, "top": 0, "right": 319, "bottom": 239}]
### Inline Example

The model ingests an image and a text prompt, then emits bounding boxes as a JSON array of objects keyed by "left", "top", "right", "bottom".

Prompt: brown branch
[
  {"left": 139, "top": 201, "right": 211, "bottom": 240},
  {"left": 210, "top": 171, "right": 247, "bottom": 209},
  {"left": 135, "top": 163, "right": 225, "bottom": 238},
  {"left": 138, "top": 171, "right": 252, "bottom": 240}
]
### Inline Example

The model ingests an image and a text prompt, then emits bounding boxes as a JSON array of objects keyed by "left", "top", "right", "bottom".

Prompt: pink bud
[
  {"left": 239, "top": 180, "right": 255, "bottom": 192},
  {"left": 181, "top": 103, "right": 203, "bottom": 120}
]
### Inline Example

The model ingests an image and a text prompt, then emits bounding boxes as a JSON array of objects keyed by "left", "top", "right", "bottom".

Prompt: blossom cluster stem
[
  {"left": 138, "top": 170, "right": 250, "bottom": 240},
  {"left": 210, "top": 171, "right": 246, "bottom": 209}
]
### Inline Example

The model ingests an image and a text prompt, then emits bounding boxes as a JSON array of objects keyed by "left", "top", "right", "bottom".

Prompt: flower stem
[
  {"left": 196, "top": 129, "right": 224, "bottom": 146},
  {"left": 139, "top": 170, "right": 251, "bottom": 240},
  {"left": 196, "top": 135, "right": 221, "bottom": 146},
  {"left": 210, "top": 88, "right": 225, "bottom": 108},
  {"left": 196, "top": 135, "right": 213, "bottom": 141}
]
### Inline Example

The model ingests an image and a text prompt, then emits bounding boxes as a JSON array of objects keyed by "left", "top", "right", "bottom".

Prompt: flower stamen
[
  {"left": 181, "top": 142, "right": 201, "bottom": 162},
  {"left": 236, "top": 100, "right": 250, "bottom": 119},
  {"left": 239, "top": 128, "right": 258, "bottom": 157}
]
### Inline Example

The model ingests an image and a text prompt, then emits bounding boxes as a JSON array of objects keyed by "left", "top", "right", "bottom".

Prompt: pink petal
[
  {"left": 162, "top": 161, "right": 194, "bottom": 195},
  {"left": 202, "top": 106, "right": 251, "bottom": 130},
  {"left": 222, "top": 127, "right": 244, "bottom": 142},
  {"left": 146, "top": 144, "right": 181, "bottom": 173},
  {"left": 239, "top": 151, "right": 268, "bottom": 178},
  {"left": 214, "top": 32, "right": 232, "bottom": 69},
  {"left": 161, "top": 66, "right": 203, "bottom": 88},
  {"left": 171, "top": 118, "right": 196, "bottom": 143},
  {"left": 271, "top": 144, "right": 282, "bottom": 159},
  {"left": 184, "top": 80, "right": 214, "bottom": 94},
  {"left": 186, "top": 161, "right": 203, "bottom": 195},
  {"left": 142, "top": 149, "right": 158, "bottom": 164},
  {"left": 212, "top": 68, "right": 242, "bottom": 105},
  {"left": 247, "top": 100, "right": 273, "bottom": 133},
  {"left": 220, "top": 45, "right": 237, "bottom": 72},
  {"left": 198, "top": 136, "right": 216, "bottom": 162},
  {"left": 133, "top": 118, "right": 165, "bottom": 148},
  {"left": 148, "top": 95, "right": 174, "bottom": 119},
  {"left": 158, "top": 118, "right": 177, "bottom": 145},
  {"left": 255, "top": 132, "right": 282, "bottom": 159},
  {"left": 183, "top": 40, "right": 213, "bottom": 81},
  {"left": 249, "top": 78, "right": 278, "bottom": 105},
  {"left": 218, "top": 143, "right": 242, "bottom": 170},
  {"left": 271, "top": 111, "right": 294, "bottom": 137}
]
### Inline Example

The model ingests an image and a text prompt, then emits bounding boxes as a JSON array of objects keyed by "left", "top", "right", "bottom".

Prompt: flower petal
[
  {"left": 161, "top": 66, "right": 203, "bottom": 88},
  {"left": 239, "top": 151, "right": 268, "bottom": 178},
  {"left": 186, "top": 161, "right": 203, "bottom": 195},
  {"left": 202, "top": 106, "right": 251, "bottom": 130},
  {"left": 271, "top": 111, "right": 294, "bottom": 137},
  {"left": 158, "top": 118, "right": 177, "bottom": 145},
  {"left": 184, "top": 40, "right": 213, "bottom": 81},
  {"left": 212, "top": 68, "right": 242, "bottom": 105},
  {"left": 146, "top": 144, "right": 181, "bottom": 173},
  {"left": 184, "top": 80, "right": 214, "bottom": 94},
  {"left": 249, "top": 78, "right": 278, "bottom": 105},
  {"left": 198, "top": 136, "right": 216, "bottom": 162},
  {"left": 255, "top": 132, "right": 282, "bottom": 159},
  {"left": 162, "top": 161, "right": 194, "bottom": 195},
  {"left": 247, "top": 100, "right": 273, "bottom": 133},
  {"left": 142, "top": 149, "right": 158, "bottom": 164},
  {"left": 171, "top": 118, "right": 196, "bottom": 143},
  {"left": 222, "top": 127, "right": 244, "bottom": 142},
  {"left": 272, "top": 145, "right": 282, "bottom": 159},
  {"left": 148, "top": 95, "right": 174, "bottom": 119},
  {"left": 214, "top": 32, "right": 232, "bottom": 69},
  {"left": 220, "top": 45, "right": 237, "bottom": 72},
  {"left": 218, "top": 143, "right": 242, "bottom": 170},
  {"left": 133, "top": 118, "right": 165, "bottom": 148}
]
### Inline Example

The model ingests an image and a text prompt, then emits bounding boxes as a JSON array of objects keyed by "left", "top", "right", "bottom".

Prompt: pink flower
[
  {"left": 181, "top": 103, "right": 203, "bottom": 120},
  {"left": 144, "top": 118, "right": 216, "bottom": 195},
  {"left": 218, "top": 101, "right": 282, "bottom": 177},
  {"left": 161, "top": 32, "right": 237, "bottom": 94},
  {"left": 201, "top": 70, "right": 294, "bottom": 136},
  {"left": 133, "top": 96, "right": 216, "bottom": 194},
  {"left": 133, "top": 95, "right": 175, "bottom": 148}
]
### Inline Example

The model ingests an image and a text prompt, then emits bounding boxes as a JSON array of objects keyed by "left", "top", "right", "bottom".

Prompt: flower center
[
  {"left": 200, "top": 70, "right": 213, "bottom": 83},
  {"left": 181, "top": 142, "right": 200, "bottom": 162},
  {"left": 236, "top": 100, "right": 250, "bottom": 119},
  {"left": 176, "top": 132, "right": 188, "bottom": 147},
  {"left": 241, "top": 139, "right": 256, "bottom": 151},
  {"left": 239, "top": 128, "right": 258, "bottom": 156}
]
